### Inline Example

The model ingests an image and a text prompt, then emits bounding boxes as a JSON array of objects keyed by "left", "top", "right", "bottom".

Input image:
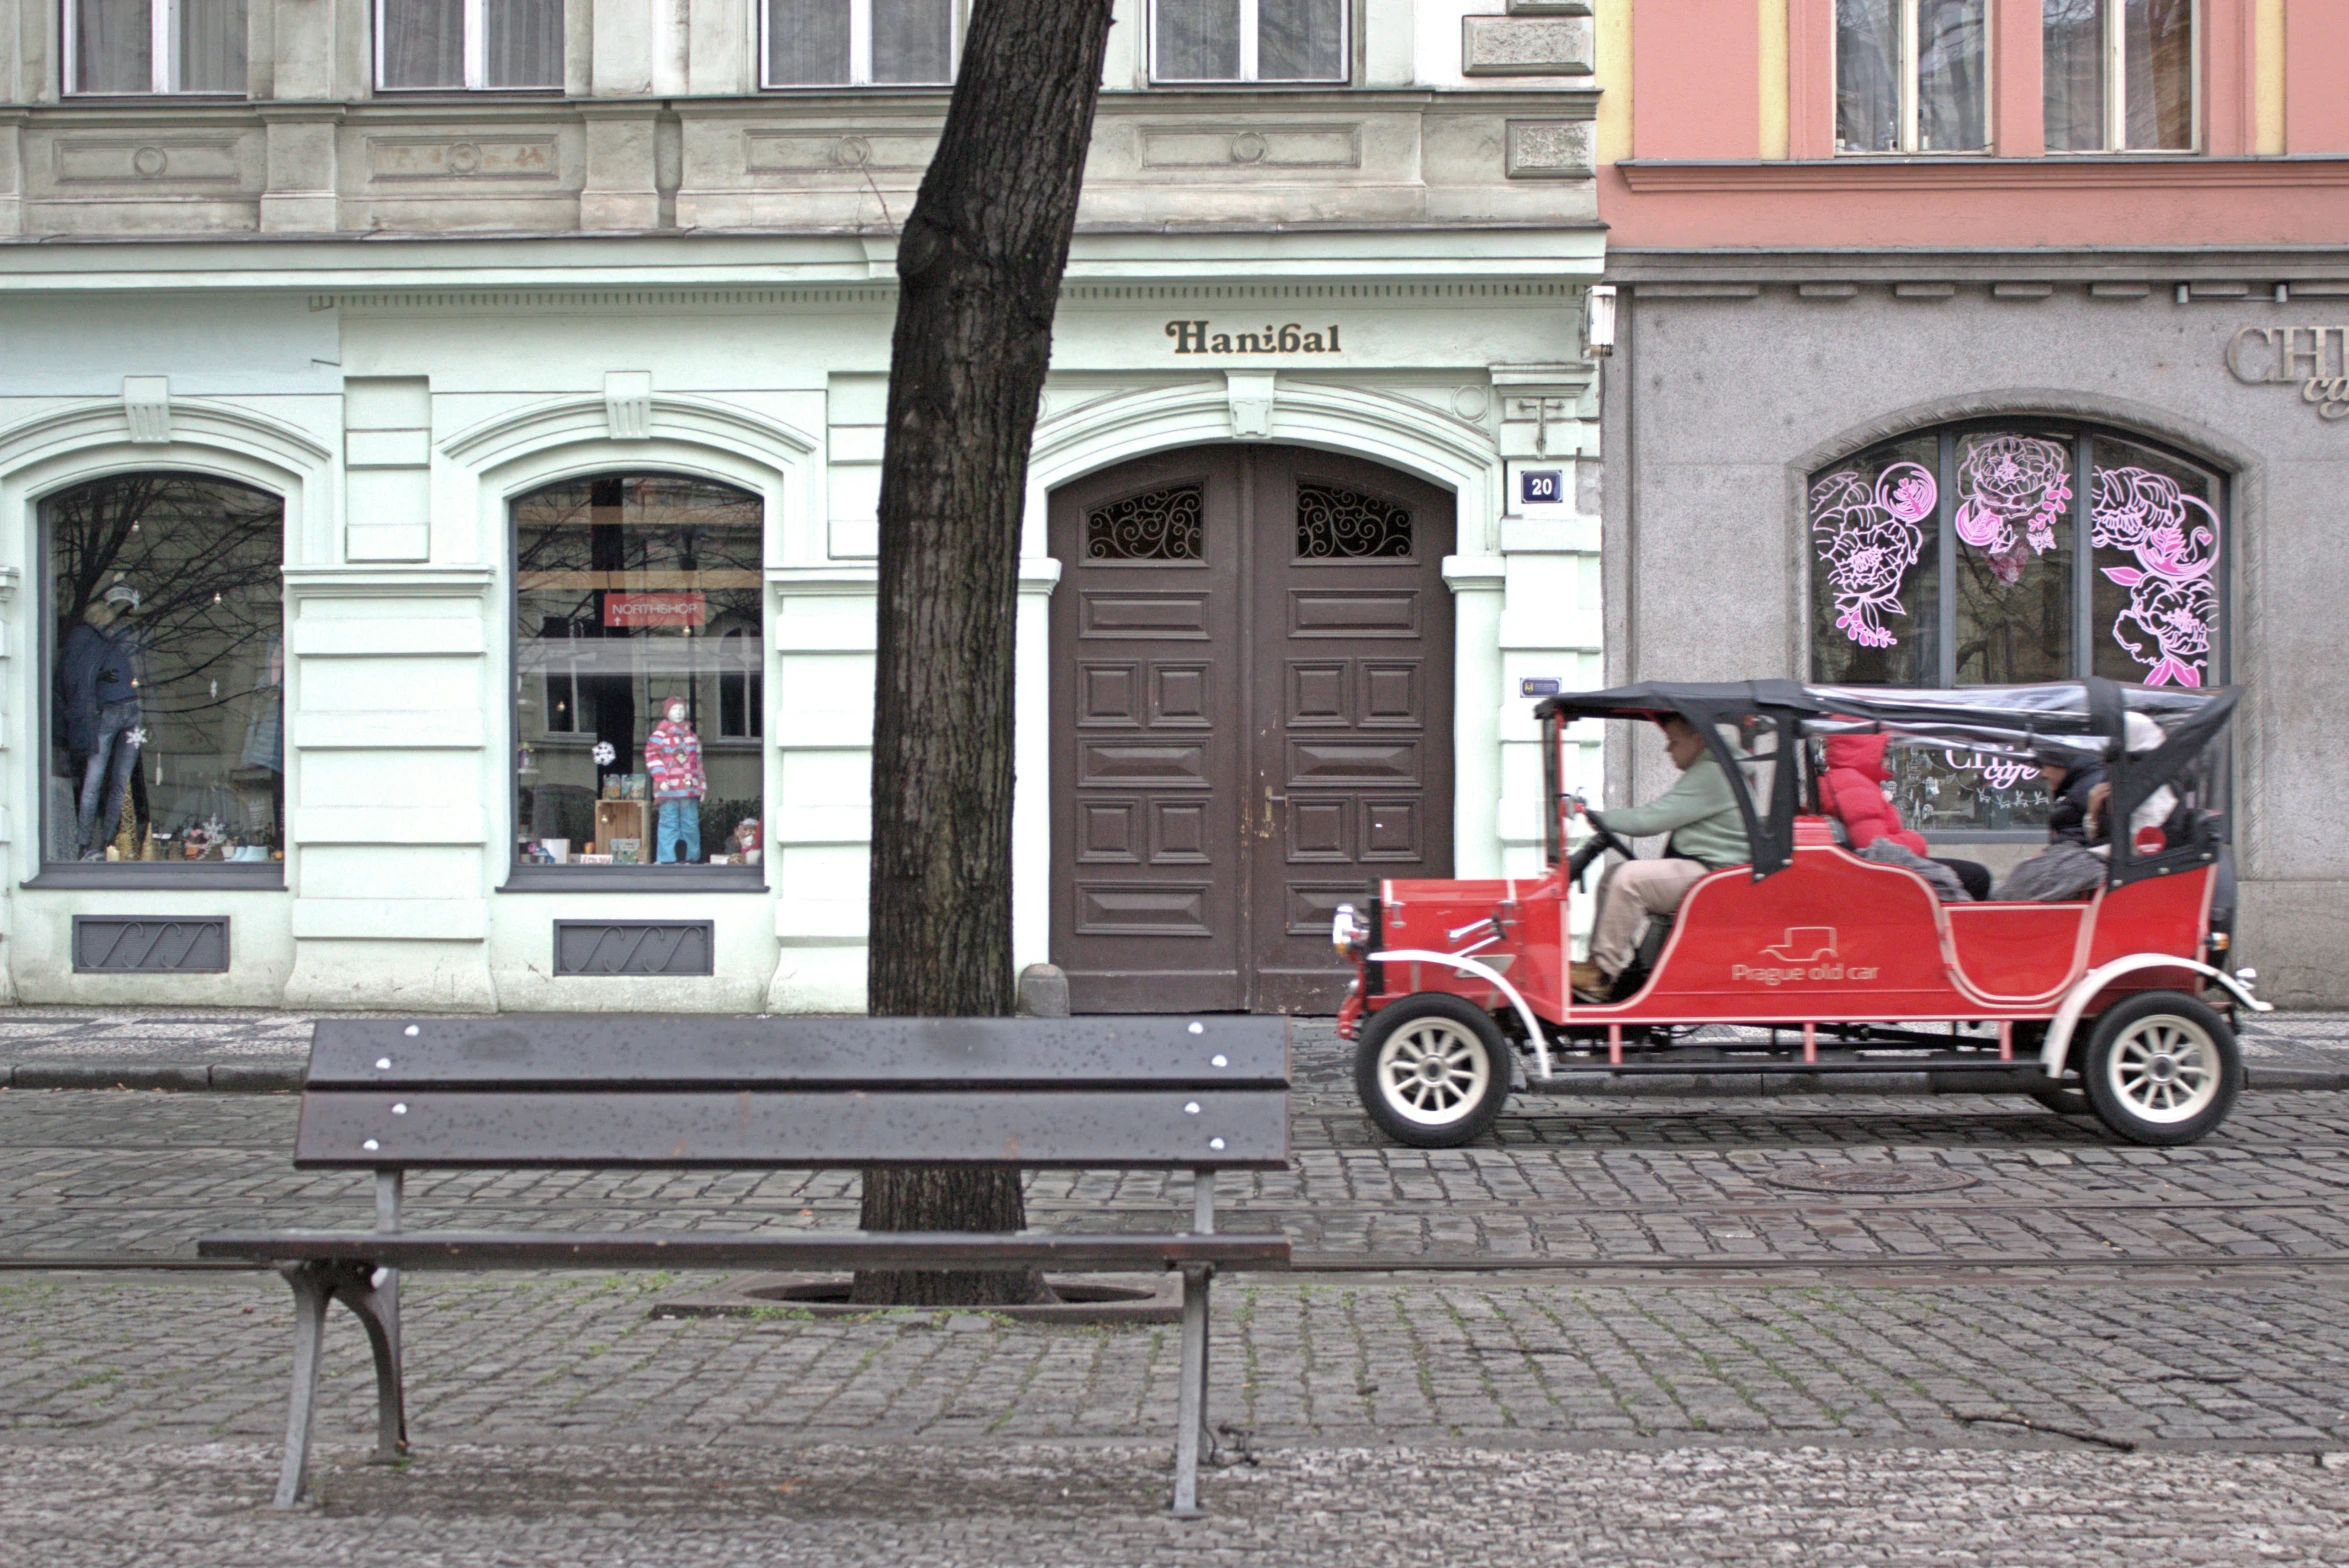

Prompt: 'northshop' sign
[{"left": 1166, "top": 320, "right": 1342, "bottom": 355}]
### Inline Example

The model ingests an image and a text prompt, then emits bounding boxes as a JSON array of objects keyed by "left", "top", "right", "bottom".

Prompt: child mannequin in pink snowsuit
[{"left": 644, "top": 698, "right": 706, "bottom": 863}]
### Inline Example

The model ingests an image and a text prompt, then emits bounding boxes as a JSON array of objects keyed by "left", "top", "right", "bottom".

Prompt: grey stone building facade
[{"left": 1601, "top": 251, "right": 2349, "bottom": 1006}]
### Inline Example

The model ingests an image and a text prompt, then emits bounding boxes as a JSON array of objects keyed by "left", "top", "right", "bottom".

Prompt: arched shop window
[
  {"left": 512, "top": 473, "right": 765, "bottom": 871},
  {"left": 1808, "top": 422, "right": 2226, "bottom": 833},
  {"left": 42, "top": 473, "right": 286, "bottom": 868}
]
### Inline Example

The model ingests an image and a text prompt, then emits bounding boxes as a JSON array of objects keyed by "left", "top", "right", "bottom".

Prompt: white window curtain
[
  {"left": 765, "top": 0, "right": 953, "bottom": 87},
  {"left": 379, "top": 0, "right": 561, "bottom": 89},
  {"left": 70, "top": 0, "right": 246, "bottom": 94},
  {"left": 1150, "top": 0, "right": 1345, "bottom": 83}
]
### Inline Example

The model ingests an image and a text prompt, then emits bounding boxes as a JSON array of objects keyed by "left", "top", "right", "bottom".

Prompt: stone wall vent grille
[
  {"left": 72, "top": 916, "right": 230, "bottom": 974},
  {"left": 553, "top": 920, "right": 715, "bottom": 977}
]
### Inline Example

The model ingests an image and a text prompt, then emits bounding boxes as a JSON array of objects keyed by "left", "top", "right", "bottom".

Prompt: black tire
[
  {"left": 1354, "top": 994, "right": 1513, "bottom": 1149},
  {"left": 2030, "top": 1084, "right": 2093, "bottom": 1116},
  {"left": 2080, "top": 991, "right": 2241, "bottom": 1147}
]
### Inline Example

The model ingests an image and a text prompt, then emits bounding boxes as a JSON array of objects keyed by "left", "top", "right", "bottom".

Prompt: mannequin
[
  {"left": 60, "top": 582, "right": 145, "bottom": 861},
  {"left": 644, "top": 696, "right": 706, "bottom": 863}
]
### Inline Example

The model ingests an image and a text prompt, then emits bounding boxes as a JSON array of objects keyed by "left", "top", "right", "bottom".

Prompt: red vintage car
[{"left": 1334, "top": 679, "right": 2269, "bottom": 1148}]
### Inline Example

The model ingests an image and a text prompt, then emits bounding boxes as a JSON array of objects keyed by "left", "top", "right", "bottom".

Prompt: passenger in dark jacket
[{"left": 2043, "top": 758, "right": 2109, "bottom": 847}]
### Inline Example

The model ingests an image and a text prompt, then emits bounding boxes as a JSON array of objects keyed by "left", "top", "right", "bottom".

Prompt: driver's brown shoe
[{"left": 1570, "top": 960, "right": 1607, "bottom": 1001}]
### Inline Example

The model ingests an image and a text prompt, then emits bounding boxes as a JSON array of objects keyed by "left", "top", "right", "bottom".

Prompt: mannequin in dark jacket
[{"left": 60, "top": 585, "right": 145, "bottom": 859}]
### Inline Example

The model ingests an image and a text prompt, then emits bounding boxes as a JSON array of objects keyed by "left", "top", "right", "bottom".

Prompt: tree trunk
[{"left": 850, "top": 0, "right": 1116, "bottom": 1310}]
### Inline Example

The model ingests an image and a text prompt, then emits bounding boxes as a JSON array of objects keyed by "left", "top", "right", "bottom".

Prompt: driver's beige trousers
[{"left": 1588, "top": 858, "right": 1711, "bottom": 977}]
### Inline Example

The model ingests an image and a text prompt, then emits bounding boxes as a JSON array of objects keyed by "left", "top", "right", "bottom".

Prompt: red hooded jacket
[{"left": 1821, "top": 732, "right": 1929, "bottom": 856}]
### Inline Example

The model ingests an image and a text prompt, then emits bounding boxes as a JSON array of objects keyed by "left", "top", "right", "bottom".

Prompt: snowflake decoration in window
[
  {"left": 1810, "top": 460, "right": 1935, "bottom": 648},
  {"left": 592, "top": 740, "right": 618, "bottom": 767}
]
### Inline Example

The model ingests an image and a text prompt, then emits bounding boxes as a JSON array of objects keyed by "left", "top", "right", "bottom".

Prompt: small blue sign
[
  {"left": 1520, "top": 677, "right": 1562, "bottom": 698},
  {"left": 1520, "top": 469, "right": 1563, "bottom": 506}
]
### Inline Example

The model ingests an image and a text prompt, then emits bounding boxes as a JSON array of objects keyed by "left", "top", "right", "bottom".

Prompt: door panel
[
  {"left": 1050, "top": 445, "right": 1452, "bottom": 1013},
  {"left": 1248, "top": 449, "right": 1454, "bottom": 1013}
]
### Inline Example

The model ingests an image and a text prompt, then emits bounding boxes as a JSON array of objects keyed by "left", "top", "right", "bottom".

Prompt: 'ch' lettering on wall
[
  {"left": 1165, "top": 320, "right": 1342, "bottom": 356},
  {"left": 2226, "top": 325, "right": 2349, "bottom": 420}
]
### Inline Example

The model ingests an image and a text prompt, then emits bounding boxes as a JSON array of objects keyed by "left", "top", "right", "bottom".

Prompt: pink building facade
[{"left": 1594, "top": 1, "right": 2349, "bottom": 1002}]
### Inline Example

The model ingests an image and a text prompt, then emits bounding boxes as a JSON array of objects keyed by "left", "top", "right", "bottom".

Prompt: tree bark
[{"left": 850, "top": 0, "right": 1116, "bottom": 1310}]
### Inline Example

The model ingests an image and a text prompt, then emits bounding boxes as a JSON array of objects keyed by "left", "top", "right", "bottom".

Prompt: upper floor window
[
  {"left": 2045, "top": 0, "right": 2194, "bottom": 151},
  {"left": 764, "top": 0, "right": 954, "bottom": 87},
  {"left": 1150, "top": 0, "right": 1347, "bottom": 84},
  {"left": 377, "top": 0, "right": 561, "bottom": 90},
  {"left": 67, "top": 0, "right": 245, "bottom": 94},
  {"left": 1836, "top": 0, "right": 1987, "bottom": 153}
]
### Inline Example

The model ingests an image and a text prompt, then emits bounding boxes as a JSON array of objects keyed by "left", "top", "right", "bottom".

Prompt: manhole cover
[{"left": 1759, "top": 1166, "right": 1979, "bottom": 1195}]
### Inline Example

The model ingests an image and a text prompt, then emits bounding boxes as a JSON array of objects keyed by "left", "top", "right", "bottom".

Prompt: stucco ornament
[
  {"left": 1955, "top": 435, "right": 2072, "bottom": 585},
  {"left": 1810, "top": 460, "right": 1935, "bottom": 648},
  {"left": 2092, "top": 465, "right": 2220, "bottom": 687}
]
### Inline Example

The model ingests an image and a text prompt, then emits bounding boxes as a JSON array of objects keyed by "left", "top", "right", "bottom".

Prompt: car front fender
[{"left": 1368, "top": 949, "right": 1547, "bottom": 1084}]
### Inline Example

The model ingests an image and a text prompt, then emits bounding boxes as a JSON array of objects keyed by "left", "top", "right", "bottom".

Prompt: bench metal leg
[
  {"left": 1171, "top": 1262, "right": 1213, "bottom": 1517},
  {"left": 269, "top": 1259, "right": 409, "bottom": 1508},
  {"left": 272, "top": 1263, "right": 334, "bottom": 1509},
  {"left": 338, "top": 1271, "right": 408, "bottom": 1463}
]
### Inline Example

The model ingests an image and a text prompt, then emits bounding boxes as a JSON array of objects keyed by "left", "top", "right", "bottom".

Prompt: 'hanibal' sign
[
  {"left": 2226, "top": 326, "right": 2349, "bottom": 420},
  {"left": 1166, "top": 320, "right": 1343, "bottom": 355}
]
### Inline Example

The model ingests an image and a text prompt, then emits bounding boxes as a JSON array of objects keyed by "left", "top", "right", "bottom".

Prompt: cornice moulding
[{"left": 1615, "top": 155, "right": 2349, "bottom": 195}]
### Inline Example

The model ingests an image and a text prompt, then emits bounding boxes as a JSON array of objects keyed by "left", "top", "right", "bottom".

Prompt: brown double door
[{"left": 1048, "top": 445, "right": 1455, "bottom": 1013}]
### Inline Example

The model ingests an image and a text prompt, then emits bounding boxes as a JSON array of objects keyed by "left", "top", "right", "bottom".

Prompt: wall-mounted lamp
[{"left": 1583, "top": 284, "right": 1618, "bottom": 358}]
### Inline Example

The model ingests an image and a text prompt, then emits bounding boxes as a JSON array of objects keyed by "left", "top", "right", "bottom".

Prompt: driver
[{"left": 1570, "top": 715, "right": 1752, "bottom": 997}]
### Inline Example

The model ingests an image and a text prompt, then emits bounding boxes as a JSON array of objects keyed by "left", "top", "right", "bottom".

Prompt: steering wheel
[{"left": 1565, "top": 814, "right": 1638, "bottom": 891}]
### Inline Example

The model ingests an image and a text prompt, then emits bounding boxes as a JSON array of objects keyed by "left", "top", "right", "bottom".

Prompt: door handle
[{"left": 1258, "top": 788, "right": 1287, "bottom": 839}]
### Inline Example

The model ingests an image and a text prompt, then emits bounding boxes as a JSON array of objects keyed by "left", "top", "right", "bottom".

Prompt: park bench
[{"left": 199, "top": 1014, "right": 1292, "bottom": 1515}]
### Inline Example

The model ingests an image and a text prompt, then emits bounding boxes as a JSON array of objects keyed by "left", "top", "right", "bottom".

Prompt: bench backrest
[{"left": 295, "top": 1015, "right": 1290, "bottom": 1172}]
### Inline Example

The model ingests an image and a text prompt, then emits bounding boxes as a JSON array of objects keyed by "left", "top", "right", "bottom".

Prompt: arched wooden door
[{"left": 1048, "top": 445, "right": 1455, "bottom": 1013}]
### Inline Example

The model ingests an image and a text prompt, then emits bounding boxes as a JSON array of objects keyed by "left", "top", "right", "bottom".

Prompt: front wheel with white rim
[
  {"left": 2081, "top": 991, "right": 2241, "bottom": 1147},
  {"left": 1354, "top": 994, "right": 1512, "bottom": 1149}
]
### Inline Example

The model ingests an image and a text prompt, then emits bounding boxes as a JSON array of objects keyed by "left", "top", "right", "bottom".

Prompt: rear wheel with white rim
[
  {"left": 1354, "top": 994, "right": 1512, "bottom": 1149},
  {"left": 2081, "top": 991, "right": 2240, "bottom": 1147}
]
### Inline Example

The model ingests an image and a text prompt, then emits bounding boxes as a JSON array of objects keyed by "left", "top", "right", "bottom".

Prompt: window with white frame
[
  {"left": 377, "top": 0, "right": 562, "bottom": 90},
  {"left": 2044, "top": 0, "right": 2194, "bottom": 151},
  {"left": 1835, "top": 0, "right": 1987, "bottom": 153},
  {"left": 1150, "top": 0, "right": 1347, "bottom": 84},
  {"left": 66, "top": 0, "right": 245, "bottom": 94},
  {"left": 764, "top": 0, "right": 954, "bottom": 87}
]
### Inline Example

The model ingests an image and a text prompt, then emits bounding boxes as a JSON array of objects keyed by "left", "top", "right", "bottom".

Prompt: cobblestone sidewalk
[
  {"left": 5, "top": 1439, "right": 2346, "bottom": 1568},
  {"left": 2, "top": 1008, "right": 2346, "bottom": 1090},
  {"left": 7, "top": 1270, "right": 2348, "bottom": 1452}
]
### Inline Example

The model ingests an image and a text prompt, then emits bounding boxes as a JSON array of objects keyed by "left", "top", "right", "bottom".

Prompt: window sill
[
  {"left": 23, "top": 864, "right": 285, "bottom": 891},
  {"left": 500, "top": 865, "right": 769, "bottom": 893}
]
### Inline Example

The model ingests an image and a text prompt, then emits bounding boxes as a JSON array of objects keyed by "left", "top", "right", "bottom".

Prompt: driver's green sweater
[{"left": 1588, "top": 752, "right": 1752, "bottom": 869}]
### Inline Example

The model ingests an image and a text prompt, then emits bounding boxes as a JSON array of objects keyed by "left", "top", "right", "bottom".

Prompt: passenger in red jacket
[
  {"left": 1821, "top": 733, "right": 1930, "bottom": 855},
  {"left": 1821, "top": 731, "right": 1992, "bottom": 899}
]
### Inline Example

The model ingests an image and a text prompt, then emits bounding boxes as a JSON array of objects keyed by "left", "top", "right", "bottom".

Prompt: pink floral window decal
[
  {"left": 1954, "top": 434, "right": 2071, "bottom": 586},
  {"left": 1810, "top": 460, "right": 1936, "bottom": 649},
  {"left": 2091, "top": 465, "right": 2219, "bottom": 687}
]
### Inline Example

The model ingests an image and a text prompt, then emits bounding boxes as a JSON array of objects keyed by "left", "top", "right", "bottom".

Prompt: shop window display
[
  {"left": 513, "top": 474, "right": 765, "bottom": 872},
  {"left": 1808, "top": 422, "right": 2226, "bottom": 833},
  {"left": 43, "top": 473, "right": 285, "bottom": 867}
]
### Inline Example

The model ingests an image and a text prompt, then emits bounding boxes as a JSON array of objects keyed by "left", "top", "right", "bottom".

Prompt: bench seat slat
[
  {"left": 306, "top": 1016, "right": 1290, "bottom": 1091},
  {"left": 292, "top": 1089, "right": 1289, "bottom": 1169},
  {"left": 196, "top": 1230, "right": 1292, "bottom": 1271}
]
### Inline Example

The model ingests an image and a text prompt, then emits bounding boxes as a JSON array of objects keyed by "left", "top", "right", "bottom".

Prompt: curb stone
[{"left": 2, "top": 1061, "right": 303, "bottom": 1092}]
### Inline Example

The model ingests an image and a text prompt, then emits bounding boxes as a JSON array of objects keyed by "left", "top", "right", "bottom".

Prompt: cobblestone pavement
[
  {"left": 10, "top": 1086, "right": 2349, "bottom": 1267},
  {"left": 2, "top": 1006, "right": 2347, "bottom": 1084},
  {"left": 7, "top": 1439, "right": 2345, "bottom": 1568},
  {"left": 9, "top": 1030, "right": 2349, "bottom": 1562},
  {"left": 12, "top": 1438, "right": 2349, "bottom": 1568}
]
